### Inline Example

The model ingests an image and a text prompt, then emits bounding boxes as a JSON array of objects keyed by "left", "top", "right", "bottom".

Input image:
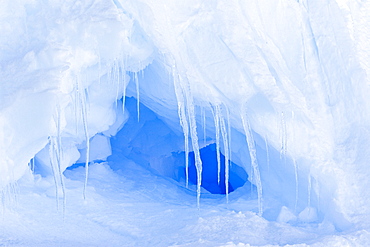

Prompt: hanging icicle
[
  {"left": 211, "top": 104, "right": 222, "bottom": 185},
  {"left": 114, "top": 61, "right": 120, "bottom": 109},
  {"left": 201, "top": 106, "right": 206, "bottom": 146},
  {"left": 172, "top": 60, "right": 202, "bottom": 207},
  {"left": 49, "top": 138, "right": 59, "bottom": 211},
  {"left": 185, "top": 86, "right": 203, "bottom": 207},
  {"left": 48, "top": 136, "right": 65, "bottom": 214},
  {"left": 264, "top": 135, "right": 270, "bottom": 174},
  {"left": 226, "top": 107, "right": 232, "bottom": 170},
  {"left": 47, "top": 102, "right": 67, "bottom": 214},
  {"left": 172, "top": 65, "right": 190, "bottom": 188},
  {"left": 134, "top": 71, "right": 140, "bottom": 122},
  {"left": 119, "top": 57, "right": 128, "bottom": 114},
  {"left": 74, "top": 79, "right": 80, "bottom": 137},
  {"left": 241, "top": 107, "right": 263, "bottom": 216},
  {"left": 219, "top": 105, "right": 230, "bottom": 202},
  {"left": 75, "top": 75, "right": 90, "bottom": 201},
  {"left": 55, "top": 103, "right": 66, "bottom": 214}
]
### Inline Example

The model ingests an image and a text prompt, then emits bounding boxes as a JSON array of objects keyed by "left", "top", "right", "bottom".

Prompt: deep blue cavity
[
  {"left": 185, "top": 143, "right": 248, "bottom": 194},
  {"left": 60, "top": 97, "right": 249, "bottom": 195}
]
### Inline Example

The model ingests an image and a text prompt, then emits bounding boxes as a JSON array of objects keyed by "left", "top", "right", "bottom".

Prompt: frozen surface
[
  {"left": 1, "top": 162, "right": 369, "bottom": 247},
  {"left": 1, "top": 0, "right": 370, "bottom": 246}
]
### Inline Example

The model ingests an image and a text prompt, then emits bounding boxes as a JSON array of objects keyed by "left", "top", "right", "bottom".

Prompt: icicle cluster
[
  {"left": 171, "top": 62, "right": 203, "bottom": 206},
  {"left": 49, "top": 104, "right": 66, "bottom": 213},
  {"left": 211, "top": 104, "right": 232, "bottom": 202}
]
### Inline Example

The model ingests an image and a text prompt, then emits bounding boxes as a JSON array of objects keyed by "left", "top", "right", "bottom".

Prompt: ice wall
[
  {"left": 0, "top": 0, "right": 152, "bottom": 202},
  {"left": 1, "top": 0, "right": 370, "bottom": 229}
]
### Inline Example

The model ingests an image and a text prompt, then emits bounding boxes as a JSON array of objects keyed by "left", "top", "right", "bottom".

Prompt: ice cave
[{"left": 1, "top": 0, "right": 370, "bottom": 246}]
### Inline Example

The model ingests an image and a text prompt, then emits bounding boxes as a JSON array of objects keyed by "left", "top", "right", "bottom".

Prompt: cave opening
[
  {"left": 30, "top": 96, "right": 252, "bottom": 197},
  {"left": 105, "top": 97, "right": 250, "bottom": 195},
  {"left": 184, "top": 144, "right": 249, "bottom": 194}
]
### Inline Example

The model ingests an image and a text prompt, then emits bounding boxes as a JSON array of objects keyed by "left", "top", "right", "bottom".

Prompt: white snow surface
[{"left": 1, "top": 0, "right": 370, "bottom": 246}]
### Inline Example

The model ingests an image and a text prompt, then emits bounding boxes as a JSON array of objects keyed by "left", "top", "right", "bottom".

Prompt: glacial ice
[{"left": 1, "top": 0, "right": 370, "bottom": 246}]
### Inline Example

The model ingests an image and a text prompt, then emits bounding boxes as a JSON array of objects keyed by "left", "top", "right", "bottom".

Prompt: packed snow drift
[{"left": 1, "top": 0, "right": 370, "bottom": 246}]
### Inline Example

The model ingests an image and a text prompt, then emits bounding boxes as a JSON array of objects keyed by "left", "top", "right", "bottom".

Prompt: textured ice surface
[{"left": 1, "top": 0, "right": 370, "bottom": 246}]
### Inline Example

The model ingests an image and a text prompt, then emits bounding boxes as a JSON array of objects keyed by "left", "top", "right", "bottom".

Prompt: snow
[{"left": 1, "top": 0, "right": 370, "bottom": 246}]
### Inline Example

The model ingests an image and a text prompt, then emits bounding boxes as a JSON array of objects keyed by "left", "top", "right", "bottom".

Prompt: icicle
[
  {"left": 211, "top": 105, "right": 222, "bottom": 185},
  {"left": 112, "top": 58, "right": 126, "bottom": 108},
  {"left": 181, "top": 102, "right": 190, "bottom": 190},
  {"left": 293, "top": 158, "right": 299, "bottom": 213},
  {"left": 81, "top": 97, "right": 89, "bottom": 200},
  {"left": 119, "top": 59, "right": 125, "bottom": 105},
  {"left": 241, "top": 109, "right": 263, "bottom": 216},
  {"left": 185, "top": 93, "right": 202, "bottom": 207},
  {"left": 134, "top": 72, "right": 140, "bottom": 122},
  {"left": 219, "top": 105, "right": 230, "bottom": 202},
  {"left": 280, "top": 111, "right": 287, "bottom": 162},
  {"left": 76, "top": 77, "right": 90, "bottom": 200},
  {"left": 264, "top": 136, "right": 270, "bottom": 173},
  {"left": 56, "top": 105, "right": 62, "bottom": 166},
  {"left": 172, "top": 67, "right": 190, "bottom": 188},
  {"left": 201, "top": 106, "right": 206, "bottom": 145},
  {"left": 47, "top": 104, "right": 67, "bottom": 214},
  {"left": 173, "top": 63, "right": 202, "bottom": 206},
  {"left": 120, "top": 60, "right": 127, "bottom": 114},
  {"left": 122, "top": 75, "right": 127, "bottom": 114},
  {"left": 112, "top": 63, "right": 117, "bottom": 84},
  {"left": 226, "top": 107, "right": 232, "bottom": 168},
  {"left": 114, "top": 61, "right": 120, "bottom": 108},
  {"left": 74, "top": 79, "right": 80, "bottom": 136},
  {"left": 48, "top": 136, "right": 60, "bottom": 211},
  {"left": 55, "top": 104, "right": 66, "bottom": 215}
]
